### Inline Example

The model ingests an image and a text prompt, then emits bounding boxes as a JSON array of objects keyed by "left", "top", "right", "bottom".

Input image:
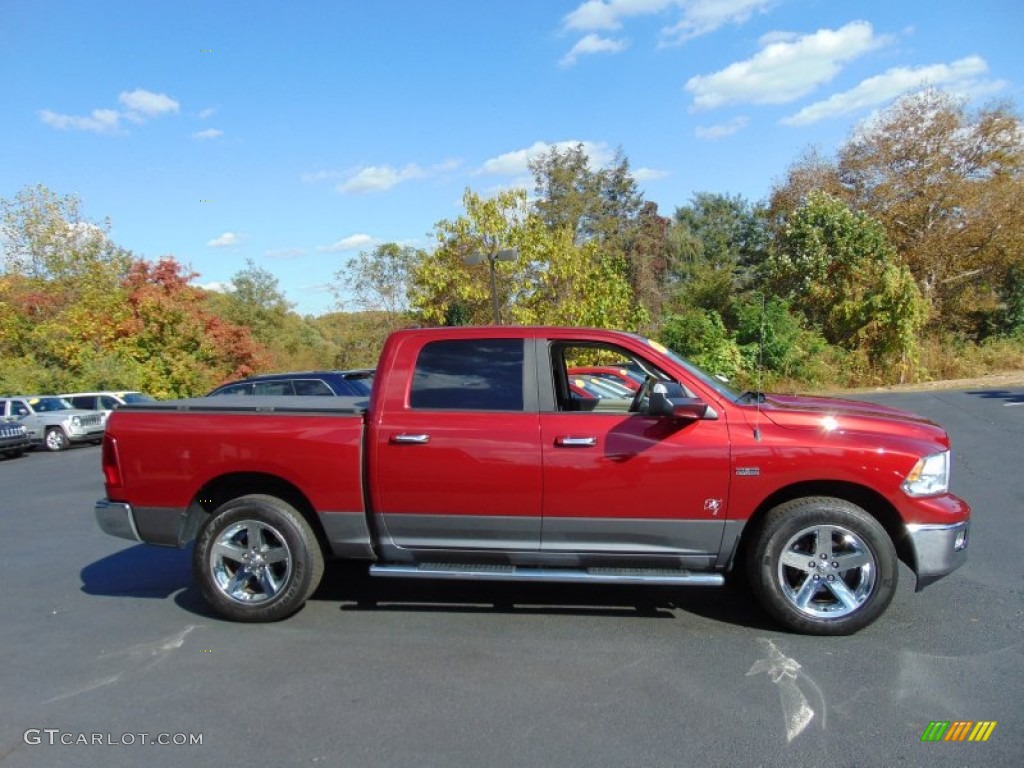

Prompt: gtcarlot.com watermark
[{"left": 24, "top": 729, "right": 203, "bottom": 747}]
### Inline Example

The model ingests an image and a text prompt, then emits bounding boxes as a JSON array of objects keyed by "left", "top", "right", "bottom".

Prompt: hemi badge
[{"left": 736, "top": 467, "right": 760, "bottom": 477}]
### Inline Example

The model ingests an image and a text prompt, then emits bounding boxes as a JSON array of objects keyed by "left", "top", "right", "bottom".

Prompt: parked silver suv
[
  {"left": 0, "top": 396, "right": 105, "bottom": 451},
  {"left": 60, "top": 391, "right": 155, "bottom": 421}
]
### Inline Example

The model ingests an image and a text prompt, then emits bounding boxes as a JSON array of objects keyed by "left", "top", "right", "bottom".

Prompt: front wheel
[
  {"left": 44, "top": 427, "right": 69, "bottom": 452},
  {"left": 747, "top": 497, "right": 897, "bottom": 635},
  {"left": 193, "top": 494, "right": 325, "bottom": 622}
]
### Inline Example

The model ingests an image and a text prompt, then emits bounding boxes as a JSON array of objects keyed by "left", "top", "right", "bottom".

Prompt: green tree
[
  {"left": 1, "top": 185, "right": 135, "bottom": 390},
  {"left": 669, "top": 193, "right": 767, "bottom": 323},
  {"left": 766, "top": 191, "right": 928, "bottom": 379},
  {"left": 220, "top": 259, "right": 293, "bottom": 344},
  {"left": 659, "top": 309, "right": 743, "bottom": 382},
  {"left": 334, "top": 242, "right": 420, "bottom": 330},
  {"left": 412, "top": 188, "right": 535, "bottom": 325},
  {"left": 511, "top": 226, "right": 647, "bottom": 330},
  {"left": 772, "top": 89, "right": 1024, "bottom": 338}
]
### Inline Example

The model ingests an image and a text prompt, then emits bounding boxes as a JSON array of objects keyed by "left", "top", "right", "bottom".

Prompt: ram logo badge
[{"left": 703, "top": 498, "right": 723, "bottom": 515}]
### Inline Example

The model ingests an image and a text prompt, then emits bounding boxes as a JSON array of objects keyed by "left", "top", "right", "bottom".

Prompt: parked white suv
[
  {"left": 0, "top": 396, "right": 105, "bottom": 451},
  {"left": 61, "top": 391, "right": 155, "bottom": 421}
]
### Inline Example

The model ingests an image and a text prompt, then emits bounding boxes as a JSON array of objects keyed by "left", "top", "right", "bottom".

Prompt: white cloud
[
  {"left": 337, "top": 164, "right": 426, "bottom": 194},
  {"left": 632, "top": 167, "right": 670, "bottom": 182},
  {"left": 661, "top": 0, "right": 772, "bottom": 45},
  {"left": 685, "top": 21, "right": 891, "bottom": 111},
  {"left": 192, "top": 128, "right": 224, "bottom": 140},
  {"left": 198, "top": 107, "right": 217, "bottom": 120},
  {"left": 41, "top": 88, "right": 179, "bottom": 134},
  {"left": 316, "top": 234, "right": 376, "bottom": 253},
  {"left": 479, "top": 140, "right": 615, "bottom": 177},
  {"left": 40, "top": 108, "right": 122, "bottom": 134},
  {"left": 560, "top": 33, "right": 629, "bottom": 67},
  {"left": 207, "top": 232, "right": 241, "bottom": 248},
  {"left": 695, "top": 115, "right": 750, "bottom": 139},
  {"left": 782, "top": 56, "right": 996, "bottom": 126},
  {"left": 118, "top": 89, "right": 180, "bottom": 118},
  {"left": 563, "top": 0, "right": 770, "bottom": 44}
]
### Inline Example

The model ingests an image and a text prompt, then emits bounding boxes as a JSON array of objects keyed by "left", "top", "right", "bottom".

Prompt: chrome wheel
[
  {"left": 776, "top": 524, "right": 877, "bottom": 619},
  {"left": 748, "top": 497, "right": 897, "bottom": 635},
  {"left": 209, "top": 519, "right": 293, "bottom": 604},
  {"left": 45, "top": 428, "right": 69, "bottom": 451}
]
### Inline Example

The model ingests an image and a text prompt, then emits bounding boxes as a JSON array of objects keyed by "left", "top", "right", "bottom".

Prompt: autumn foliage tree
[
  {"left": 772, "top": 89, "right": 1024, "bottom": 339},
  {"left": 119, "top": 258, "right": 266, "bottom": 398}
]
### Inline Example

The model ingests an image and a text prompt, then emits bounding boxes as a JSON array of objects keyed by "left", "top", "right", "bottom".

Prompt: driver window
[{"left": 551, "top": 342, "right": 670, "bottom": 414}]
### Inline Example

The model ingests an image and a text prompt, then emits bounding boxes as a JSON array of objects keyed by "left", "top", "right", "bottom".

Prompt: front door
[{"left": 539, "top": 341, "right": 731, "bottom": 563}]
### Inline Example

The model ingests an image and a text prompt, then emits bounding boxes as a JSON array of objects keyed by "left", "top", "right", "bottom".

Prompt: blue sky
[{"left": 2, "top": 0, "right": 1021, "bottom": 316}]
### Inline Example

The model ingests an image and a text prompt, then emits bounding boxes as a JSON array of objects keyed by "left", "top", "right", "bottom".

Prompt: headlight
[
  {"left": 71, "top": 416, "right": 81, "bottom": 427},
  {"left": 902, "top": 451, "right": 950, "bottom": 497}
]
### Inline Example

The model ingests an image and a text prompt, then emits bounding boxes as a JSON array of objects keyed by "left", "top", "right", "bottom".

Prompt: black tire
[
  {"left": 193, "top": 494, "right": 325, "bottom": 622},
  {"left": 44, "top": 427, "right": 69, "bottom": 452},
  {"left": 746, "top": 497, "right": 897, "bottom": 636}
]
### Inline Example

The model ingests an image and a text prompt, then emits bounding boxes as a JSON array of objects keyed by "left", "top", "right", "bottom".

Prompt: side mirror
[{"left": 647, "top": 391, "right": 716, "bottom": 420}]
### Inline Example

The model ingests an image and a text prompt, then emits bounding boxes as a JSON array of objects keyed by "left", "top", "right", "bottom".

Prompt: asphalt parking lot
[{"left": 1, "top": 387, "right": 1021, "bottom": 767}]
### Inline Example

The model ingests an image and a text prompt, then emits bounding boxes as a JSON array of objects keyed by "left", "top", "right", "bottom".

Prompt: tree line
[{"left": 2, "top": 89, "right": 1022, "bottom": 398}]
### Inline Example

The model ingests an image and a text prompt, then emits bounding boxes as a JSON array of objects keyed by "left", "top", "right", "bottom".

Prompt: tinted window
[
  {"left": 121, "top": 393, "right": 155, "bottom": 404},
  {"left": 410, "top": 339, "right": 523, "bottom": 411},
  {"left": 69, "top": 396, "right": 97, "bottom": 409},
  {"left": 293, "top": 379, "right": 333, "bottom": 396},
  {"left": 213, "top": 383, "right": 253, "bottom": 396},
  {"left": 254, "top": 381, "right": 294, "bottom": 395}
]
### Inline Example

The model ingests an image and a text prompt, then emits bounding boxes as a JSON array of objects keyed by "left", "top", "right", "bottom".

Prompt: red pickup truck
[{"left": 95, "top": 326, "right": 970, "bottom": 635}]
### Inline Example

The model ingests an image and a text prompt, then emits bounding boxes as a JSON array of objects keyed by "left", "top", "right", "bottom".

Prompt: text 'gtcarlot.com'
[{"left": 24, "top": 730, "right": 203, "bottom": 747}]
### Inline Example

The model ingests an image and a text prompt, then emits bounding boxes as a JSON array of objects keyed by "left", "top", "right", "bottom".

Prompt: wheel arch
[
  {"left": 730, "top": 480, "right": 913, "bottom": 573},
  {"left": 184, "top": 472, "right": 330, "bottom": 557}
]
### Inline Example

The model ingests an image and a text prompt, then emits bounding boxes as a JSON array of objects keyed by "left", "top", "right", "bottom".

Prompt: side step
[{"left": 369, "top": 563, "right": 724, "bottom": 587}]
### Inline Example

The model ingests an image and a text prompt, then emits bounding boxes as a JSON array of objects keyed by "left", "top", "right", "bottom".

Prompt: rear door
[{"left": 372, "top": 337, "right": 543, "bottom": 551}]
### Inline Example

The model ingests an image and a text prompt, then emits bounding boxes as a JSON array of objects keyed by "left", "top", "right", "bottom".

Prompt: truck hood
[{"left": 759, "top": 393, "right": 949, "bottom": 446}]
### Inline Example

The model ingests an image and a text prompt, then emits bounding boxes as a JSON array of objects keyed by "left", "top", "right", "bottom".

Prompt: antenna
[{"left": 753, "top": 292, "right": 765, "bottom": 442}]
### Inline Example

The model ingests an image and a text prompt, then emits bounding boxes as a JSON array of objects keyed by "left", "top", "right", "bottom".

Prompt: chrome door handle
[
  {"left": 390, "top": 433, "right": 431, "bottom": 445},
  {"left": 554, "top": 436, "right": 597, "bottom": 447}
]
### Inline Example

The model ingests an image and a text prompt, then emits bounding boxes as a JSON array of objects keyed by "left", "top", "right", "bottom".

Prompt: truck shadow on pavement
[
  {"left": 81, "top": 548, "right": 777, "bottom": 630},
  {"left": 315, "top": 562, "right": 777, "bottom": 630}
]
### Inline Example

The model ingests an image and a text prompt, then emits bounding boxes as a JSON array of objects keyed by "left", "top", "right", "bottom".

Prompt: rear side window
[
  {"left": 293, "top": 379, "right": 334, "bottom": 396},
  {"left": 213, "top": 383, "right": 253, "bottom": 396},
  {"left": 410, "top": 339, "right": 524, "bottom": 411},
  {"left": 254, "top": 381, "right": 294, "bottom": 395},
  {"left": 69, "top": 396, "right": 97, "bottom": 409}
]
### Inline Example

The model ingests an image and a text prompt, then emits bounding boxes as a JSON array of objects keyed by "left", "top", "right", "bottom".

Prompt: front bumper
[
  {"left": 68, "top": 425, "right": 105, "bottom": 442},
  {"left": 907, "top": 521, "right": 969, "bottom": 591}
]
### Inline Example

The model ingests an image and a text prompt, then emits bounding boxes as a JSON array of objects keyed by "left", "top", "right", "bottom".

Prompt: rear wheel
[
  {"left": 747, "top": 497, "right": 897, "bottom": 635},
  {"left": 193, "top": 494, "right": 324, "bottom": 622},
  {"left": 44, "top": 427, "right": 69, "bottom": 452}
]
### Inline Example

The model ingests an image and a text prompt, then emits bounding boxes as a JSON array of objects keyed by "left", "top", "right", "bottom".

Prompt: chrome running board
[{"left": 369, "top": 563, "right": 724, "bottom": 586}]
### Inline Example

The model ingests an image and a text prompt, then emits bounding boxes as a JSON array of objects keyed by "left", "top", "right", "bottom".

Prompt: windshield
[
  {"left": 642, "top": 338, "right": 743, "bottom": 402},
  {"left": 28, "top": 397, "right": 74, "bottom": 412}
]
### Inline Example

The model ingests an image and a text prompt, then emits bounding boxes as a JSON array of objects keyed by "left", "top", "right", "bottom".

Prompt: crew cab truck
[{"left": 95, "top": 327, "right": 970, "bottom": 635}]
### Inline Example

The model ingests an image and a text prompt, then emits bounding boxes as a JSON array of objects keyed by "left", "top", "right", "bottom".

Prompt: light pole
[{"left": 464, "top": 247, "right": 518, "bottom": 324}]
